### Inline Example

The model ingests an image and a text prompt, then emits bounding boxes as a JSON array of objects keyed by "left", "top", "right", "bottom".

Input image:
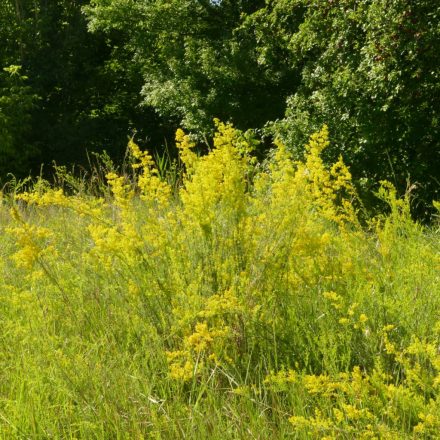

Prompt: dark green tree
[
  {"left": 86, "top": 0, "right": 440, "bottom": 215},
  {"left": 0, "top": 65, "right": 38, "bottom": 175},
  {"left": 258, "top": 0, "right": 440, "bottom": 212},
  {"left": 0, "top": 1, "right": 39, "bottom": 175},
  {"left": 85, "top": 0, "right": 298, "bottom": 134},
  {"left": 0, "top": 0, "right": 169, "bottom": 179}
]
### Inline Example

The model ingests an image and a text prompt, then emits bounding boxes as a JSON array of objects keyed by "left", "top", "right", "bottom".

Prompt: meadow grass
[{"left": 0, "top": 123, "right": 439, "bottom": 438}]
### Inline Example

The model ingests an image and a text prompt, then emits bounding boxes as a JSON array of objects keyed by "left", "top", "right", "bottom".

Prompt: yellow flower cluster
[
  {"left": 128, "top": 138, "right": 171, "bottom": 206},
  {"left": 2, "top": 121, "right": 439, "bottom": 437},
  {"left": 175, "top": 128, "right": 197, "bottom": 175},
  {"left": 265, "top": 332, "right": 440, "bottom": 438},
  {"left": 294, "top": 125, "right": 359, "bottom": 226},
  {"left": 179, "top": 120, "right": 252, "bottom": 230},
  {"left": 7, "top": 224, "right": 54, "bottom": 269},
  {"left": 166, "top": 321, "right": 232, "bottom": 381},
  {"left": 167, "top": 287, "right": 244, "bottom": 381}
]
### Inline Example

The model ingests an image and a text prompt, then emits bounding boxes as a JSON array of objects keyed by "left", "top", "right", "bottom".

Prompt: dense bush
[
  {"left": 1, "top": 1, "right": 439, "bottom": 217},
  {"left": 1, "top": 125, "right": 439, "bottom": 438},
  {"left": 86, "top": 0, "right": 440, "bottom": 215}
]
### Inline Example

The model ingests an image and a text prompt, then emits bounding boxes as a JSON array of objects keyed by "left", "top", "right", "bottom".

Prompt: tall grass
[{"left": 0, "top": 123, "right": 439, "bottom": 438}]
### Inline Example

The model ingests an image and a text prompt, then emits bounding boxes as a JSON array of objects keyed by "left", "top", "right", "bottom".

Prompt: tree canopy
[
  {"left": 1, "top": 0, "right": 439, "bottom": 216},
  {"left": 0, "top": 0, "right": 171, "bottom": 176}
]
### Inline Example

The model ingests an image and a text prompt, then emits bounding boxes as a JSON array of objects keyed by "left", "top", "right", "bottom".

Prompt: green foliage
[
  {"left": 0, "top": 126, "right": 439, "bottom": 437},
  {"left": 0, "top": 0, "right": 439, "bottom": 219},
  {"left": 0, "top": 65, "right": 38, "bottom": 173},
  {"left": 85, "top": 0, "right": 294, "bottom": 133},
  {"left": 0, "top": 0, "right": 172, "bottom": 180},
  {"left": 260, "top": 0, "right": 440, "bottom": 214},
  {"left": 85, "top": 0, "right": 440, "bottom": 217}
]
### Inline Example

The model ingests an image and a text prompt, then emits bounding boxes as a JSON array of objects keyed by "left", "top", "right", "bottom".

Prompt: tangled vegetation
[
  {"left": 2, "top": 1, "right": 439, "bottom": 215},
  {"left": 0, "top": 124, "right": 439, "bottom": 438}
]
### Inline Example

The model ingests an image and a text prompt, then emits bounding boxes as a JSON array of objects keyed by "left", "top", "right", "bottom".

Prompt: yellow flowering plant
[{"left": 1, "top": 122, "right": 439, "bottom": 438}]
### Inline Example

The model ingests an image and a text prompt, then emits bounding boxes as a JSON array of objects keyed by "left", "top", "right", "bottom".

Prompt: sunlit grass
[{"left": 0, "top": 123, "right": 439, "bottom": 438}]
